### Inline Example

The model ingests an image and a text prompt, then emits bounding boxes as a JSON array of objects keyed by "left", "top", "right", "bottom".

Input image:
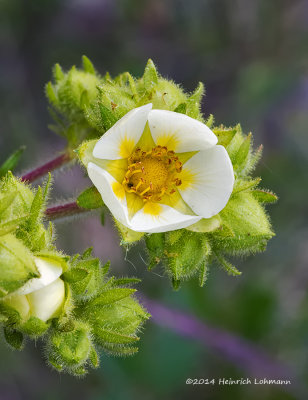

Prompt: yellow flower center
[{"left": 123, "top": 146, "right": 183, "bottom": 202}]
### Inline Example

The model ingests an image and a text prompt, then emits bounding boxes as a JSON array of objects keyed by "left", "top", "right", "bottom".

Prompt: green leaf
[
  {"left": 0, "top": 147, "right": 26, "bottom": 178},
  {"left": 3, "top": 327, "right": 24, "bottom": 350},
  {"left": 143, "top": 59, "right": 158, "bottom": 92},
  {"left": 77, "top": 186, "right": 104, "bottom": 209}
]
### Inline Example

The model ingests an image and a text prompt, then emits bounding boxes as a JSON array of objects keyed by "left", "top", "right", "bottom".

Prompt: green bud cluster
[
  {"left": 0, "top": 173, "right": 149, "bottom": 375},
  {"left": 46, "top": 56, "right": 103, "bottom": 148},
  {"left": 85, "top": 59, "right": 205, "bottom": 134},
  {"left": 46, "top": 57, "right": 206, "bottom": 149},
  {"left": 146, "top": 124, "right": 277, "bottom": 289}
]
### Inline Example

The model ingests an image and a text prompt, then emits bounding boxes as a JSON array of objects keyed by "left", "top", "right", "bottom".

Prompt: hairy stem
[
  {"left": 45, "top": 201, "right": 87, "bottom": 220},
  {"left": 21, "top": 152, "right": 72, "bottom": 183}
]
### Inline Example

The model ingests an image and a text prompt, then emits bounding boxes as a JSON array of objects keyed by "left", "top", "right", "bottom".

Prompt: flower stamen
[{"left": 122, "top": 145, "right": 183, "bottom": 202}]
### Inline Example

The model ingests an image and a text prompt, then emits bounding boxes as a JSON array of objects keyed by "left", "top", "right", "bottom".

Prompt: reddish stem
[
  {"left": 45, "top": 201, "right": 86, "bottom": 220},
  {"left": 21, "top": 152, "right": 71, "bottom": 183}
]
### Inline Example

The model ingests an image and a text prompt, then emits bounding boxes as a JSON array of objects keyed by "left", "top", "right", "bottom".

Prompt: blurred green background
[{"left": 0, "top": 0, "right": 308, "bottom": 399}]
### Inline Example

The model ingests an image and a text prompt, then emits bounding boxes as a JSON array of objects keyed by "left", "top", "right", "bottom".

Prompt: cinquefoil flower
[
  {"left": 87, "top": 104, "right": 234, "bottom": 233},
  {"left": 4, "top": 257, "right": 65, "bottom": 322}
]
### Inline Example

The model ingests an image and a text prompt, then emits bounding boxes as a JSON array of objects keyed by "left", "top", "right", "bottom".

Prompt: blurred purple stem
[
  {"left": 45, "top": 201, "right": 86, "bottom": 220},
  {"left": 21, "top": 152, "right": 71, "bottom": 183},
  {"left": 141, "top": 296, "right": 303, "bottom": 394}
]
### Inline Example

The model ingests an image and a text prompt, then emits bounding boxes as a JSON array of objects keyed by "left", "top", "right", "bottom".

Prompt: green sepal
[
  {"left": 0, "top": 234, "right": 39, "bottom": 297},
  {"left": 89, "top": 345, "right": 99, "bottom": 368},
  {"left": 21, "top": 316, "right": 50, "bottom": 337},
  {"left": 0, "top": 147, "right": 26, "bottom": 178},
  {"left": 143, "top": 59, "right": 158, "bottom": 92},
  {"left": 47, "top": 322, "right": 91, "bottom": 369},
  {"left": 82, "top": 55, "right": 96, "bottom": 75},
  {"left": 64, "top": 257, "right": 101, "bottom": 300},
  {"left": 174, "top": 103, "right": 187, "bottom": 114},
  {"left": 115, "top": 220, "right": 144, "bottom": 244},
  {"left": 186, "top": 82, "right": 205, "bottom": 120},
  {"left": 214, "top": 252, "right": 241, "bottom": 276},
  {"left": 233, "top": 133, "right": 252, "bottom": 172},
  {"left": 186, "top": 215, "right": 221, "bottom": 233},
  {"left": 77, "top": 186, "right": 104, "bottom": 209},
  {"left": 252, "top": 189, "right": 278, "bottom": 204},
  {"left": 87, "top": 288, "right": 137, "bottom": 307},
  {"left": 232, "top": 178, "right": 261, "bottom": 195},
  {"left": 164, "top": 231, "right": 211, "bottom": 283},
  {"left": 213, "top": 126, "right": 237, "bottom": 147},
  {"left": 216, "top": 192, "right": 274, "bottom": 255},
  {"left": 145, "top": 233, "right": 165, "bottom": 269},
  {"left": 3, "top": 327, "right": 24, "bottom": 350}
]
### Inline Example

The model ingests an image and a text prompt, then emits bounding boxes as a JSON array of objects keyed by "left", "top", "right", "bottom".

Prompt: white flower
[
  {"left": 4, "top": 257, "right": 65, "bottom": 322},
  {"left": 87, "top": 104, "right": 234, "bottom": 233}
]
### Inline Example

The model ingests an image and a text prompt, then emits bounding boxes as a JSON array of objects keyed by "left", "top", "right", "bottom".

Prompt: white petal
[
  {"left": 148, "top": 110, "right": 217, "bottom": 152},
  {"left": 15, "top": 257, "right": 63, "bottom": 295},
  {"left": 87, "top": 162, "right": 129, "bottom": 226},
  {"left": 130, "top": 204, "right": 201, "bottom": 233},
  {"left": 179, "top": 145, "right": 234, "bottom": 218},
  {"left": 93, "top": 103, "right": 152, "bottom": 160},
  {"left": 27, "top": 278, "right": 65, "bottom": 322}
]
